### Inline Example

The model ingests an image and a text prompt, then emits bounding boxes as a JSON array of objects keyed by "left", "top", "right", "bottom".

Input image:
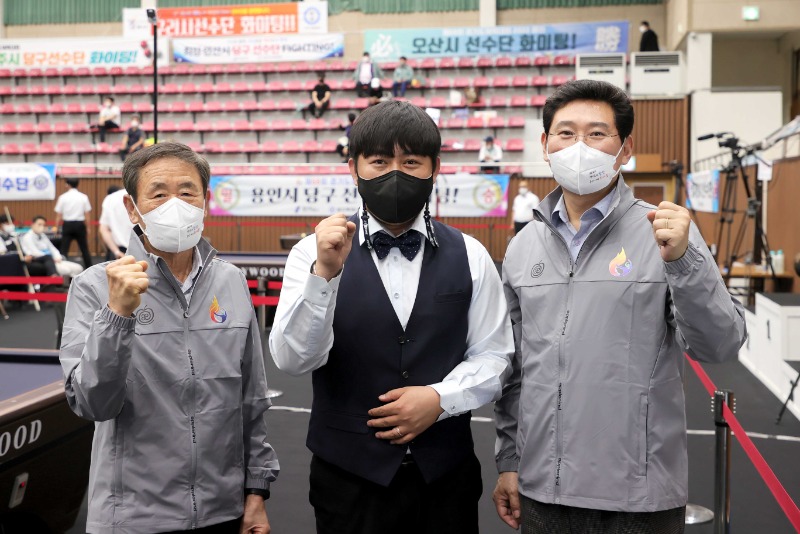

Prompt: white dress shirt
[
  {"left": 269, "top": 208, "right": 513, "bottom": 419},
  {"left": 512, "top": 191, "right": 540, "bottom": 223},
  {"left": 20, "top": 230, "right": 62, "bottom": 260},
  {"left": 100, "top": 189, "right": 134, "bottom": 248},
  {"left": 55, "top": 188, "right": 92, "bottom": 221}
]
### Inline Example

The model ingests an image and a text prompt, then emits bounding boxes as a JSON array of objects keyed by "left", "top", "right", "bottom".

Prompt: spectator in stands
[
  {"left": 270, "top": 100, "right": 512, "bottom": 534},
  {"left": 308, "top": 73, "right": 332, "bottom": 119},
  {"left": 99, "top": 184, "right": 135, "bottom": 261},
  {"left": 493, "top": 79, "right": 746, "bottom": 534},
  {"left": 0, "top": 214, "right": 49, "bottom": 276},
  {"left": 96, "top": 96, "right": 121, "bottom": 143},
  {"left": 479, "top": 136, "right": 503, "bottom": 174},
  {"left": 119, "top": 115, "right": 146, "bottom": 162},
  {"left": 0, "top": 215, "right": 16, "bottom": 253},
  {"left": 55, "top": 178, "right": 93, "bottom": 269},
  {"left": 392, "top": 56, "right": 414, "bottom": 98},
  {"left": 511, "top": 180, "right": 540, "bottom": 234},
  {"left": 354, "top": 51, "right": 384, "bottom": 101},
  {"left": 20, "top": 215, "right": 82, "bottom": 277},
  {"left": 639, "top": 21, "right": 660, "bottom": 52},
  {"left": 336, "top": 112, "right": 357, "bottom": 162}
]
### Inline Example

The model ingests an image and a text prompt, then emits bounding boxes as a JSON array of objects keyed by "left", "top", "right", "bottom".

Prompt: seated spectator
[
  {"left": 308, "top": 73, "right": 332, "bottom": 119},
  {"left": 19, "top": 215, "right": 83, "bottom": 277},
  {"left": 336, "top": 112, "right": 357, "bottom": 162},
  {"left": 354, "top": 52, "right": 383, "bottom": 100},
  {"left": 119, "top": 115, "right": 146, "bottom": 162},
  {"left": 97, "top": 96, "right": 121, "bottom": 143},
  {"left": 479, "top": 136, "right": 503, "bottom": 174},
  {"left": 0, "top": 215, "right": 17, "bottom": 253},
  {"left": 392, "top": 56, "right": 414, "bottom": 98}
]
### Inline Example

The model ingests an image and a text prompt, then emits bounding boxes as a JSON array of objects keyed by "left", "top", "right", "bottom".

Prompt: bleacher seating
[{"left": 0, "top": 54, "right": 579, "bottom": 168}]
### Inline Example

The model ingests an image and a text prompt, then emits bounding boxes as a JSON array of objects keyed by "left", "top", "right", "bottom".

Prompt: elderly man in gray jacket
[
  {"left": 60, "top": 142, "right": 278, "bottom": 534},
  {"left": 493, "top": 80, "right": 746, "bottom": 533}
]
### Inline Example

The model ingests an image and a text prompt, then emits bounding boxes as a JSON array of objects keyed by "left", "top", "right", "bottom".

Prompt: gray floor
[{"left": 2, "top": 304, "right": 799, "bottom": 533}]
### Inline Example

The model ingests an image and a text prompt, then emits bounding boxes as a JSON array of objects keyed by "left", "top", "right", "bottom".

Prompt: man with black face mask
[{"left": 270, "top": 100, "right": 513, "bottom": 534}]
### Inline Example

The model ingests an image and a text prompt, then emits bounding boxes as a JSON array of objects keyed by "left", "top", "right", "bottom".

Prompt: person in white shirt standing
[
  {"left": 55, "top": 178, "right": 93, "bottom": 268},
  {"left": 96, "top": 96, "right": 121, "bottom": 143},
  {"left": 479, "top": 136, "right": 503, "bottom": 174},
  {"left": 20, "top": 215, "right": 83, "bottom": 277},
  {"left": 98, "top": 185, "right": 135, "bottom": 261},
  {"left": 511, "top": 180, "right": 540, "bottom": 234},
  {"left": 270, "top": 100, "right": 512, "bottom": 534}
]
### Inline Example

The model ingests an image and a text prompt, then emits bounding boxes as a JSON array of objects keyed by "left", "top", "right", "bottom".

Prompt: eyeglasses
[{"left": 548, "top": 131, "right": 620, "bottom": 145}]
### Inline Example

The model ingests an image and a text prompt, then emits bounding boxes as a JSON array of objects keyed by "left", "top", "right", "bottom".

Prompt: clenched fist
[
  {"left": 315, "top": 213, "right": 356, "bottom": 281},
  {"left": 107, "top": 256, "right": 149, "bottom": 317},
  {"left": 646, "top": 201, "right": 691, "bottom": 262}
]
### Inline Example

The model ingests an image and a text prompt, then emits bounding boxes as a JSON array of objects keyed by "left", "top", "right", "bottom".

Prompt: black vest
[{"left": 307, "top": 215, "right": 474, "bottom": 486}]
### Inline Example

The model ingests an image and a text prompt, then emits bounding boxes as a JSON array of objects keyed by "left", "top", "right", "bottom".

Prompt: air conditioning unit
[
  {"left": 575, "top": 54, "right": 626, "bottom": 90},
  {"left": 630, "top": 52, "right": 685, "bottom": 96}
]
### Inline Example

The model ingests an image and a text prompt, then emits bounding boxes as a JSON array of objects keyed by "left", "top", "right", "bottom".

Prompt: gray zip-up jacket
[
  {"left": 60, "top": 230, "right": 279, "bottom": 533},
  {"left": 496, "top": 179, "right": 746, "bottom": 513}
]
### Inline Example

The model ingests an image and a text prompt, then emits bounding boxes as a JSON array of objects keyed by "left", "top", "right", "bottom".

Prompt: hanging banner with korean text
[
  {"left": 686, "top": 169, "right": 720, "bottom": 213},
  {"left": 210, "top": 173, "right": 509, "bottom": 217},
  {"left": 173, "top": 33, "right": 343, "bottom": 64},
  {"left": 0, "top": 38, "right": 152, "bottom": 70},
  {"left": 124, "top": 2, "right": 328, "bottom": 39},
  {"left": 365, "top": 20, "right": 628, "bottom": 60},
  {"left": 0, "top": 164, "right": 57, "bottom": 201}
]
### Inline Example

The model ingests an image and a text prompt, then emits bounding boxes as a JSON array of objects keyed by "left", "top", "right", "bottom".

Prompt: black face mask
[{"left": 357, "top": 170, "right": 433, "bottom": 224}]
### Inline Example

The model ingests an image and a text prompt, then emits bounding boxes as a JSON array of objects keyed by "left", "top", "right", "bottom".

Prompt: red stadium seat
[
  {"left": 250, "top": 80, "right": 267, "bottom": 93},
  {"left": 17, "top": 122, "right": 37, "bottom": 134},
  {"left": 514, "top": 57, "right": 532, "bottom": 68},
  {"left": 420, "top": 58, "right": 437, "bottom": 70},
  {"left": 473, "top": 76, "right": 490, "bottom": 88},
  {"left": 488, "top": 116, "right": 506, "bottom": 128},
  {"left": 508, "top": 116, "right": 526, "bottom": 128},
  {"left": 510, "top": 95, "right": 528, "bottom": 107},
  {"left": 289, "top": 119, "right": 307, "bottom": 131},
  {"left": 161, "top": 83, "right": 179, "bottom": 94},
  {"left": 491, "top": 76, "right": 510, "bottom": 88},
  {"left": 446, "top": 118, "right": 465, "bottom": 129},
  {"left": 232, "top": 119, "right": 251, "bottom": 131},
  {"left": 178, "top": 120, "right": 196, "bottom": 132},
  {"left": 534, "top": 55, "right": 551, "bottom": 67},
  {"left": 134, "top": 102, "right": 153, "bottom": 113},
  {"left": 512, "top": 76, "right": 529, "bottom": 88},
  {"left": 532, "top": 75, "right": 548, "bottom": 87},
  {"left": 241, "top": 100, "right": 259, "bottom": 111},
  {"left": 410, "top": 97, "right": 427, "bottom": 108},
  {"left": 159, "top": 120, "right": 178, "bottom": 133},
  {"left": 204, "top": 141, "right": 222, "bottom": 153},
  {"left": 341, "top": 79, "right": 356, "bottom": 91},
  {"left": 553, "top": 55, "right": 572, "bottom": 66},
  {"left": 531, "top": 94, "right": 547, "bottom": 107},
  {"left": 551, "top": 75, "right": 570, "bottom": 86},
  {"left": 489, "top": 95, "right": 508, "bottom": 108},
  {"left": 353, "top": 97, "right": 369, "bottom": 108},
  {"left": 212, "top": 120, "right": 232, "bottom": 131},
  {"left": 428, "top": 96, "right": 447, "bottom": 108},
  {"left": 242, "top": 141, "right": 260, "bottom": 153},
  {"left": 178, "top": 82, "right": 197, "bottom": 94},
  {"left": 0, "top": 103, "right": 13, "bottom": 114},
  {"left": 270, "top": 119, "right": 289, "bottom": 131},
  {"left": 495, "top": 57, "right": 512, "bottom": 68},
  {"left": 432, "top": 77, "right": 451, "bottom": 89},
  {"left": 38, "top": 142, "right": 56, "bottom": 154},
  {"left": 215, "top": 82, "right": 232, "bottom": 93},
  {"left": 1, "top": 143, "right": 20, "bottom": 155},
  {"left": 232, "top": 81, "right": 250, "bottom": 93},
  {"left": 439, "top": 57, "right": 455, "bottom": 70},
  {"left": 308, "top": 118, "right": 327, "bottom": 130},
  {"left": 453, "top": 77, "right": 471, "bottom": 89},
  {"left": 170, "top": 102, "right": 188, "bottom": 113},
  {"left": 31, "top": 103, "right": 49, "bottom": 114},
  {"left": 185, "top": 142, "right": 203, "bottom": 152},
  {"left": 261, "top": 141, "right": 280, "bottom": 153},
  {"left": 467, "top": 117, "right": 484, "bottom": 129},
  {"left": 66, "top": 103, "right": 83, "bottom": 114},
  {"left": 197, "top": 82, "right": 214, "bottom": 93},
  {"left": 188, "top": 100, "right": 205, "bottom": 113},
  {"left": 36, "top": 123, "right": 54, "bottom": 134},
  {"left": 49, "top": 103, "right": 66, "bottom": 114},
  {"left": 331, "top": 98, "right": 352, "bottom": 110},
  {"left": 464, "top": 138, "right": 482, "bottom": 151},
  {"left": 301, "top": 140, "right": 320, "bottom": 152},
  {"left": 70, "top": 123, "right": 89, "bottom": 134},
  {"left": 506, "top": 138, "right": 524, "bottom": 151},
  {"left": 277, "top": 100, "right": 296, "bottom": 111},
  {"left": 320, "top": 140, "right": 338, "bottom": 153},
  {"left": 457, "top": 57, "right": 474, "bottom": 69},
  {"left": 287, "top": 80, "right": 306, "bottom": 92},
  {"left": 55, "top": 142, "right": 73, "bottom": 154},
  {"left": 267, "top": 80, "right": 286, "bottom": 92},
  {"left": 282, "top": 141, "right": 301, "bottom": 153},
  {"left": 110, "top": 84, "right": 129, "bottom": 95},
  {"left": 74, "top": 142, "right": 96, "bottom": 154},
  {"left": 205, "top": 101, "right": 223, "bottom": 113},
  {"left": 20, "top": 143, "right": 38, "bottom": 155},
  {"left": 13, "top": 103, "right": 31, "bottom": 114},
  {"left": 195, "top": 121, "right": 213, "bottom": 132},
  {"left": 220, "top": 141, "right": 241, "bottom": 153},
  {"left": 251, "top": 119, "right": 269, "bottom": 131},
  {"left": 1, "top": 123, "right": 17, "bottom": 134}
]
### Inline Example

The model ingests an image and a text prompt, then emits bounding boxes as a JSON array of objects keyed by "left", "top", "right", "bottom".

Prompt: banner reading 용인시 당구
[
  {"left": 364, "top": 20, "right": 628, "bottom": 60},
  {"left": 173, "top": 33, "right": 343, "bottom": 64},
  {"left": 210, "top": 174, "right": 509, "bottom": 217},
  {"left": 0, "top": 164, "right": 57, "bottom": 201}
]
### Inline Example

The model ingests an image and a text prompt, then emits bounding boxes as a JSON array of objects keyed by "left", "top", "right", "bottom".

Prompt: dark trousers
[
  {"left": 29, "top": 255, "right": 57, "bottom": 276},
  {"left": 521, "top": 495, "right": 686, "bottom": 534},
  {"left": 60, "top": 221, "right": 92, "bottom": 268},
  {"left": 105, "top": 245, "right": 127, "bottom": 262},
  {"left": 309, "top": 453, "right": 482, "bottom": 534},
  {"left": 97, "top": 119, "right": 119, "bottom": 143},
  {"left": 392, "top": 81, "right": 409, "bottom": 97},
  {"left": 162, "top": 516, "right": 241, "bottom": 533},
  {"left": 308, "top": 101, "right": 330, "bottom": 118}
]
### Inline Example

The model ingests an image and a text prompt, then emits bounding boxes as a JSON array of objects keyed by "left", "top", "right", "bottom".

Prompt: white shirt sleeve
[
  {"left": 268, "top": 235, "right": 343, "bottom": 376},
  {"left": 428, "top": 234, "right": 513, "bottom": 420},
  {"left": 54, "top": 194, "right": 64, "bottom": 215},
  {"left": 83, "top": 193, "right": 92, "bottom": 213}
]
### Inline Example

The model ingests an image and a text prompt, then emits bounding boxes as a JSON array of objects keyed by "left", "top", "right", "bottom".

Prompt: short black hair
[
  {"left": 347, "top": 112, "right": 357, "bottom": 122},
  {"left": 363, "top": 51, "right": 370, "bottom": 57},
  {"left": 399, "top": 56, "right": 407, "bottom": 61},
  {"left": 32, "top": 215, "right": 46, "bottom": 224},
  {"left": 542, "top": 79, "right": 634, "bottom": 141},
  {"left": 349, "top": 100, "right": 441, "bottom": 164},
  {"left": 0, "top": 214, "right": 12, "bottom": 224},
  {"left": 65, "top": 178, "right": 79, "bottom": 188},
  {"left": 641, "top": 21, "right": 650, "bottom": 27},
  {"left": 122, "top": 142, "right": 210, "bottom": 202},
  {"left": 107, "top": 184, "right": 121, "bottom": 195},
  {"left": 105, "top": 96, "right": 114, "bottom": 102}
]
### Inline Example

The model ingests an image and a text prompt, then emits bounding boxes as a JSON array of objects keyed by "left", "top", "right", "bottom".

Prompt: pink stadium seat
[
  {"left": 66, "top": 103, "right": 83, "bottom": 114},
  {"left": 84, "top": 103, "right": 100, "bottom": 114},
  {"left": 250, "top": 80, "right": 267, "bottom": 93},
  {"left": 206, "top": 65, "right": 224, "bottom": 76},
  {"left": 534, "top": 55, "right": 551, "bottom": 67},
  {"left": 267, "top": 81, "right": 286, "bottom": 92},
  {"left": 215, "top": 82, "right": 232, "bottom": 93},
  {"left": 495, "top": 57, "right": 512, "bottom": 68},
  {"left": 488, "top": 117, "right": 506, "bottom": 128},
  {"left": 512, "top": 76, "right": 529, "bottom": 88},
  {"left": 510, "top": 95, "right": 528, "bottom": 107},
  {"left": 162, "top": 83, "right": 179, "bottom": 94},
  {"left": 532, "top": 75, "right": 548, "bottom": 87},
  {"left": 204, "top": 141, "right": 222, "bottom": 153},
  {"left": 446, "top": 118, "right": 465, "bottom": 129},
  {"left": 508, "top": 116, "right": 526, "bottom": 128},
  {"left": 289, "top": 119, "right": 307, "bottom": 131},
  {"left": 109, "top": 66, "right": 123, "bottom": 77},
  {"left": 36, "top": 123, "right": 54, "bottom": 134},
  {"left": 439, "top": 57, "right": 455, "bottom": 70},
  {"left": 220, "top": 141, "right": 241, "bottom": 153},
  {"left": 223, "top": 64, "right": 243, "bottom": 75},
  {"left": 32, "top": 103, "right": 49, "bottom": 114},
  {"left": 73, "top": 142, "right": 94, "bottom": 154},
  {"left": 17, "top": 122, "right": 37, "bottom": 134},
  {"left": 241, "top": 100, "right": 259, "bottom": 111},
  {"left": 232, "top": 81, "right": 250, "bottom": 93},
  {"left": 0, "top": 103, "right": 13, "bottom": 114},
  {"left": 195, "top": 121, "right": 213, "bottom": 132},
  {"left": 213, "top": 120, "right": 232, "bottom": 131},
  {"left": 123, "top": 66, "right": 141, "bottom": 76},
  {"left": 420, "top": 58, "right": 437, "bottom": 70},
  {"left": 331, "top": 98, "right": 352, "bottom": 110},
  {"left": 531, "top": 94, "right": 547, "bottom": 107},
  {"left": 70, "top": 123, "right": 89, "bottom": 134},
  {"left": 185, "top": 142, "right": 203, "bottom": 152},
  {"left": 320, "top": 140, "right": 338, "bottom": 153},
  {"left": 188, "top": 100, "right": 205, "bottom": 113},
  {"left": 232, "top": 120, "right": 251, "bottom": 131},
  {"left": 75, "top": 67, "right": 90, "bottom": 77},
  {"left": 251, "top": 119, "right": 269, "bottom": 131},
  {"left": 134, "top": 102, "right": 152, "bottom": 113},
  {"left": 410, "top": 97, "right": 427, "bottom": 108},
  {"left": 20, "top": 143, "right": 38, "bottom": 155},
  {"left": 91, "top": 67, "right": 108, "bottom": 77},
  {"left": 428, "top": 96, "right": 447, "bottom": 108},
  {"left": 176, "top": 119, "right": 196, "bottom": 132},
  {"left": 553, "top": 55, "right": 572, "bottom": 66},
  {"left": 341, "top": 80, "right": 356, "bottom": 91},
  {"left": 514, "top": 57, "right": 532, "bottom": 68},
  {"left": 506, "top": 138, "right": 524, "bottom": 151},
  {"left": 178, "top": 82, "right": 197, "bottom": 93},
  {"left": 473, "top": 76, "right": 490, "bottom": 88},
  {"left": 457, "top": 57, "right": 474, "bottom": 69},
  {"left": 453, "top": 77, "right": 470, "bottom": 89},
  {"left": 491, "top": 76, "right": 510, "bottom": 88},
  {"left": 1, "top": 123, "right": 17, "bottom": 134},
  {"left": 441, "top": 139, "right": 458, "bottom": 151},
  {"left": 432, "top": 77, "right": 451, "bottom": 89},
  {"left": 277, "top": 100, "right": 296, "bottom": 111},
  {"left": 159, "top": 121, "right": 178, "bottom": 133},
  {"left": 261, "top": 141, "right": 280, "bottom": 153},
  {"left": 270, "top": 119, "right": 289, "bottom": 131},
  {"left": 197, "top": 82, "right": 214, "bottom": 93},
  {"left": 489, "top": 95, "right": 508, "bottom": 107},
  {"left": 222, "top": 101, "right": 242, "bottom": 112},
  {"left": 49, "top": 103, "right": 66, "bottom": 114},
  {"left": 467, "top": 117, "right": 484, "bottom": 128},
  {"left": 14, "top": 103, "right": 31, "bottom": 114},
  {"left": 308, "top": 118, "right": 327, "bottom": 130},
  {"left": 44, "top": 84, "right": 63, "bottom": 96},
  {"left": 170, "top": 102, "right": 188, "bottom": 113},
  {"left": 55, "top": 142, "right": 73, "bottom": 154},
  {"left": 205, "top": 101, "right": 223, "bottom": 113},
  {"left": 281, "top": 141, "right": 301, "bottom": 153},
  {"left": 141, "top": 121, "right": 154, "bottom": 132},
  {"left": 1, "top": 143, "right": 20, "bottom": 155},
  {"left": 109, "top": 84, "right": 129, "bottom": 95},
  {"left": 242, "top": 141, "right": 260, "bottom": 153},
  {"left": 38, "top": 142, "right": 56, "bottom": 154},
  {"left": 464, "top": 138, "right": 482, "bottom": 151},
  {"left": 551, "top": 75, "right": 570, "bottom": 86},
  {"left": 353, "top": 97, "right": 369, "bottom": 108},
  {"left": 301, "top": 140, "right": 320, "bottom": 152},
  {"left": 476, "top": 57, "right": 493, "bottom": 68}
]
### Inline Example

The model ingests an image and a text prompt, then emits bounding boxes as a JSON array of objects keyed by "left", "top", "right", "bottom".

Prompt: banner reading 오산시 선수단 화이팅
[
  {"left": 173, "top": 33, "right": 343, "bottom": 64},
  {"left": 364, "top": 20, "right": 629, "bottom": 60},
  {"left": 210, "top": 174, "right": 509, "bottom": 217},
  {"left": 0, "top": 164, "right": 57, "bottom": 201}
]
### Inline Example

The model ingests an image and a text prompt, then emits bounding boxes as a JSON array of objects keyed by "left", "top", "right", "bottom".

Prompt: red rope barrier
[
  {"left": 0, "top": 291, "right": 68, "bottom": 302},
  {"left": 0, "top": 276, "right": 65, "bottom": 285},
  {"left": 246, "top": 280, "right": 283, "bottom": 290},
  {"left": 686, "top": 354, "right": 800, "bottom": 531}
]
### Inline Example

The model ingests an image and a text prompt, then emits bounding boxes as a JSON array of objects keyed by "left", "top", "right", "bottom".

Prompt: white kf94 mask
[
  {"left": 547, "top": 141, "right": 624, "bottom": 195},
  {"left": 134, "top": 197, "right": 205, "bottom": 254}
]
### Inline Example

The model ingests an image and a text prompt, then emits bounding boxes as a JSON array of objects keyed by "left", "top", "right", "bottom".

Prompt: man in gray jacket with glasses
[
  {"left": 60, "top": 142, "right": 278, "bottom": 534},
  {"left": 493, "top": 80, "right": 746, "bottom": 533}
]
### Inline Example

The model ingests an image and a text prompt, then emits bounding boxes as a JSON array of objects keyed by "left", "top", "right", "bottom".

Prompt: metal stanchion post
[{"left": 714, "top": 389, "right": 735, "bottom": 534}]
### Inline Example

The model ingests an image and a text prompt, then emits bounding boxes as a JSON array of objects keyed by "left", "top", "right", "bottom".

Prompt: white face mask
[
  {"left": 2, "top": 224, "right": 14, "bottom": 234},
  {"left": 640, "top": 26, "right": 647, "bottom": 33},
  {"left": 131, "top": 121, "right": 139, "bottom": 128},
  {"left": 546, "top": 141, "right": 624, "bottom": 195},
  {"left": 134, "top": 197, "right": 205, "bottom": 254},
  {"left": 518, "top": 187, "right": 528, "bottom": 195}
]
